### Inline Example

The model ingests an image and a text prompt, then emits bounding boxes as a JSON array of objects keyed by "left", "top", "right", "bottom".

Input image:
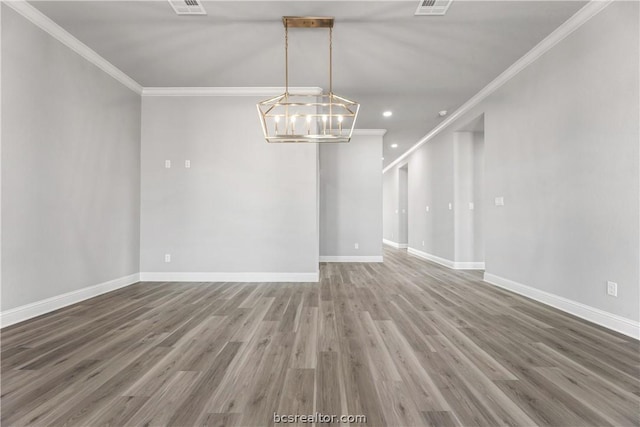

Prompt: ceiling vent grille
[
  {"left": 415, "top": 0, "right": 453, "bottom": 16},
  {"left": 168, "top": 0, "right": 207, "bottom": 15}
]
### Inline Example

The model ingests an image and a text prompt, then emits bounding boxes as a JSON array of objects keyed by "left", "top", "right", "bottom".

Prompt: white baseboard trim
[
  {"left": 454, "top": 261, "right": 486, "bottom": 270},
  {"left": 407, "top": 247, "right": 485, "bottom": 270},
  {"left": 0, "top": 273, "right": 140, "bottom": 328},
  {"left": 139, "top": 271, "right": 319, "bottom": 283},
  {"left": 319, "top": 256, "right": 383, "bottom": 263},
  {"left": 408, "top": 247, "right": 455, "bottom": 268},
  {"left": 383, "top": 239, "right": 408, "bottom": 249},
  {"left": 483, "top": 273, "right": 640, "bottom": 340}
]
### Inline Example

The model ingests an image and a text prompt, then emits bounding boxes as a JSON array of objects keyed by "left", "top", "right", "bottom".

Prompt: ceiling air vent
[
  {"left": 415, "top": 0, "right": 453, "bottom": 16},
  {"left": 168, "top": 0, "right": 207, "bottom": 15}
]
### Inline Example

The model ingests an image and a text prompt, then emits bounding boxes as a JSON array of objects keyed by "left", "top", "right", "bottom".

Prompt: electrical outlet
[
  {"left": 185, "top": 160, "right": 191, "bottom": 168},
  {"left": 165, "top": 160, "right": 171, "bottom": 169},
  {"left": 425, "top": 206, "right": 430, "bottom": 212},
  {"left": 354, "top": 243, "right": 359, "bottom": 249},
  {"left": 469, "top": 202, "right": 474, "bottom": 210},
  {"left": 395, "top": 209, "right": 398, "bottom": 214},
  {"left": 164, "top": 254, "right": 171, "bottom": 263},
  {"left": 422, "top": 240, "right": 425, "bottom": 246},
  {"left": 448, "top": 203, "right": 452, "bottom": 210},
  {"left": 607, "top": 281, "right": 617, "bottom": 297}
]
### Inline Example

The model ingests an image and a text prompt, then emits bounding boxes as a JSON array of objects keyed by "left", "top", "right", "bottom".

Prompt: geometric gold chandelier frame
[{"left": 257, "top": 16, "right": 360, "bottom": 143}]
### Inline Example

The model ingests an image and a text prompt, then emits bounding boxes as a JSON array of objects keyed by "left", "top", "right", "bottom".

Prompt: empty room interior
[{"left": 1, "top": 0, "right": 639, "bottom": 426}]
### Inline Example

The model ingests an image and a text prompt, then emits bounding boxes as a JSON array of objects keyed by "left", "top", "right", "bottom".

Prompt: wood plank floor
[{"left": 2, "top": 247, "right": 639, "bottom": 426}]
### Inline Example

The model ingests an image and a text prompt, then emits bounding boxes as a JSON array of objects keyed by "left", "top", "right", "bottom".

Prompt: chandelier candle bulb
[
  {"left": 274, "top": 116, "right": 280, "bottom": 134},
  {"left": 338, "top": 115, "right": 343, "bottom": 134}
]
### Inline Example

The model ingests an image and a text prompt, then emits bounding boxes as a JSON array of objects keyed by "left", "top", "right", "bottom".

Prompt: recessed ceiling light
[
  {"left": 391, "top": 144, "right": 398, "bottom": 148},
  {"left": 383, "top": 111, "right": 393, "bottom": 117},
  {"left": 438, "top": 110, "right": 448, "bottom": 117}
]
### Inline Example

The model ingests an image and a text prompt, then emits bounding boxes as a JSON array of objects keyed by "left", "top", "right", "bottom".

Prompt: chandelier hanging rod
[{"left": 283, "top": 17, "right": 335, "bottom": 96}]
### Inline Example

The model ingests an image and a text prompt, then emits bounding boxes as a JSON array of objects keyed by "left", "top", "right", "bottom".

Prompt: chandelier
[{"left": 257, "top": 17, "right": 360, "bottom": 143}]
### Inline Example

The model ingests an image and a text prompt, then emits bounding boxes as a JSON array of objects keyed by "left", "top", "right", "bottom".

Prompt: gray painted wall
[
  {"left": 382, "top": 167, "right": 398, "bottom": 243},
  {"left": 398, "top": 166, "right": 408, "bottom": 245},
  {"left": 453, "top": 132, "right": 475, "bottom": 262},
  {"left": 453, "top": 131, "right": 484, "bottom": 263},
  {"left": 472, "top": 132, "right": 485, "bottom": 261},
  {"left": 319, "top": 133, "right": 383, "bottom": 258},
  {"left": 1, "top": 6, "right": 141, "bottom": 311},
  {"left": 140, "top": 96, "right": 318, "bottom": 274},
  {"left": 404, "top": 132, "right": 455, "bottom": 260},
  {"left": 383, "top": 1, "right": 639, "bottom": 321}
]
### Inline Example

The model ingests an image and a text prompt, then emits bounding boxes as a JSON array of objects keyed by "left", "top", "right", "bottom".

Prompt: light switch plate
[
  {"left": 164, "top": 254, "right": 171, "bottom": 263},
  {"left": 354, "top": 243, "right": 359, "bottom": 249},
  {"left": 469, "top": 202, "right": 474, "bottom": 210},
  {"left": 185, "top": 160, "right": 191, "bottom": 168},
  {"left": 425, "top": 206, "right": 430, "bottom": 212},
  {"left": 448, "top": 203, "right": 452, "bottom": 210},
  {"left": 495, "top": 196, "right": 504, "bottom": 206},
  {"left": 165, "top": 160, "right": 171, "bottom": 169}
]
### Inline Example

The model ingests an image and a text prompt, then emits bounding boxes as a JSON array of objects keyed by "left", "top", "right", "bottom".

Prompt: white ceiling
[{"left": 29, "top": 0, "right": 586, "bottom": 166}]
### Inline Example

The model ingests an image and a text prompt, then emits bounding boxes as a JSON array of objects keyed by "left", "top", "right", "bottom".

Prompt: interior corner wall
[
  {"left": 1, "top": 5, "right": 142, "bottom": 312},
  {"left": 319, "top": 133, "right": 383, "bottom": 259},
  {"left": 385, "top": 1, "right": 640, "bottom": 323},
  {"left": 140, "top": 96, "right": 319, "bottom": 277}
]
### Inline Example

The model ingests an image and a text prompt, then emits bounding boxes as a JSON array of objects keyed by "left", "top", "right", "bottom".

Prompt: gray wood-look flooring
[{"left": 2, "top": 247, "right": 639, "bottom": 426}]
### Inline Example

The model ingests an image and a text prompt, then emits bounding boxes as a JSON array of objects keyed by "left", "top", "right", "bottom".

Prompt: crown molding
[
  {"left": 352, "top": 129, "right": 387, "bottom": 136},
  {"left": 4, "top": 0, "right": 143, "bottom": 95},
  {"left": 142, "top": 87, "right": 323, "bottom": 97},
  {"left": 383, "top": 0, "right": 613, "bottom": 174}
]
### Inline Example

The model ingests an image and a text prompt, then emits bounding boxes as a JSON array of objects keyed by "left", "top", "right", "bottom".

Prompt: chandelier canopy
[{"left": 257, "top": 17, "right": 360, "bottom": 143}]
